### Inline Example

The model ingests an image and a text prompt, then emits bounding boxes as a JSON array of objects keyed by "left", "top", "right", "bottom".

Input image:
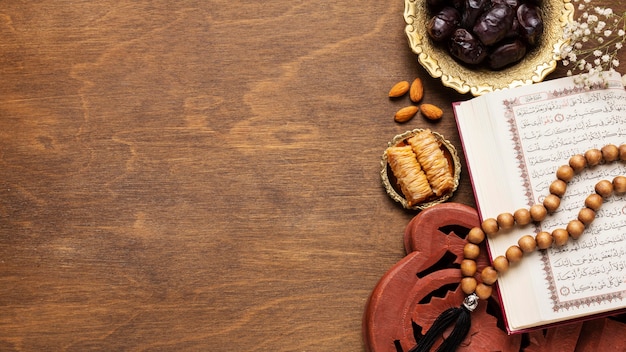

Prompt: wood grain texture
[{"left": 0, "top": 1, "right": 624, "bottom": 351}]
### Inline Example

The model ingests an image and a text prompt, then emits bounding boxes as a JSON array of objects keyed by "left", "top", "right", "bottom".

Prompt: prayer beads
[{"left": 461, "top": 144, "right": 626, "bottom": 299}]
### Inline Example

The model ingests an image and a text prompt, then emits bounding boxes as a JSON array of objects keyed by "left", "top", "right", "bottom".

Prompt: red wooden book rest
[{"left": 363, "top": 203, "right": 626, "bottom": 351}]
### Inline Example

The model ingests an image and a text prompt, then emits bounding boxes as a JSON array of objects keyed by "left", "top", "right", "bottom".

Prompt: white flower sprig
[{"left": 558, "top": 0, "right": 626, "bottom": 86}]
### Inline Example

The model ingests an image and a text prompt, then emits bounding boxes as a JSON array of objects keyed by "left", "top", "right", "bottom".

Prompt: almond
[
  {"left": 388, "top": 80, "right": 410, "bottom": 98},
  {"left": 409, "top": 78, "right": 424, "bottom": 103},
  {"left": 420, "top": 103, "right": 443, "bottom": 120},
  {"left": 394, "top": 105, "right": 419, "bottom": 123}
]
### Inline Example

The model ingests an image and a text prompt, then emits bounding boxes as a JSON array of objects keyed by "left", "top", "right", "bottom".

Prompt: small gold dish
[
  {"left": 381, "top": 129, "right": 461, "bottom": 210},
  {"left": 403, "top": 0, "right": 574, "bottom": 95}
]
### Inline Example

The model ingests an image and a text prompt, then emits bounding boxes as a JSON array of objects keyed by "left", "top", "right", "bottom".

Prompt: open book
[{"left": 454, "top": 71, "right": 626, "bottom": 333}]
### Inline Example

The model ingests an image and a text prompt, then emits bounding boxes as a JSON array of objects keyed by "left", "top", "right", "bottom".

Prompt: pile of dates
[{"left": 426, "top": 0, "right": 544, "bottom": 70}]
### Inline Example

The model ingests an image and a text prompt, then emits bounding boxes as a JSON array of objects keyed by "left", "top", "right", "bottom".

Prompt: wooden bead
[
  {"left": 492, "top": 255, "right": 509, "bottom": 274},
  {"left": 549, "top": 180, "right": 567, "bottom": 197},
  {"left": 613, "top": 176, "right": 626, "bottom": 195},
  {"left": 535, "top": 231, "right": 553, "bottom": 249},
  {"left": 584, "top": 193, "right": 603, "bottom": 211},
  {"left": 461, "top": 259, "right": 477, "bottom": 276},
  {"left": 567, "top": 220, "right": 585, "bottom": 239},
  {"left": 513, "top": 208, "right": 531, "bottom": 226},
  {"left": 529, "top": 204, "right": 547, "bottom": 222},
  {"left": 601, "top": 144, "right": 619, "bottom": 162},
  {"left": 481, "top": 218, "right": 499, "bottom": 236},
  {"left": 543, "top": 194, "right": 561, "bottom": 213},
  {"left": 463, "top": 243, "right": 481, "bottom": 260},
  {"left": 556, "top": 165, "right": 574, "bottom": 182},
  {"left": 481, "top": 266, "right": 498, "bottom": 285},
  {"left": 461, "top": 277, "right": 477, "bottom": 295},
  {"left": 578, "top": 207, "right": 596, "bottom": 226},
  {"left": 552, "top": 228, "right": 569, "bottom": 246},
  {"left": 620, "top": 144, "right": 626, "bottom": 161},
  {"left": 518, "top": 235, "right": 537, "bottom": 253},
  {"left": 584, "top": 148, "right": 603, "bottom": 166},
  {"left": 569, "top": 154, "right": 587, "bottom": 173},
  {"left": 467, "top": 227, "right": 485, "bottom": 244},
  {"left": 506, "top": 245, "right": 524, "bottom": 263},
  {"left": 595, "top": 180, "right": 614, "bottom": 198},
  {"left": 496, "top": 212, "right": 515, "bottom": 230},
  {"left": 475, "top": 283, "right": 493, "bottom": 300}
]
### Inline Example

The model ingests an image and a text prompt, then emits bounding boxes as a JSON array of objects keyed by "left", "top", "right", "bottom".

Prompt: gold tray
[
  {"left": 381, "top": 129, "right": 461, "bottom": 210},
  {"left": 404, "top": 0, "right": 575, "bottom": 96}
]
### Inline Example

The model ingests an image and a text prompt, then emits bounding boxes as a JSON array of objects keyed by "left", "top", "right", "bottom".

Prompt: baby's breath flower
[
  {"left": 595, "top": 21, "right": 606, "bottom": 31},
  {"left": 559, "top": 0, "right": 626, "bottom": 86}
]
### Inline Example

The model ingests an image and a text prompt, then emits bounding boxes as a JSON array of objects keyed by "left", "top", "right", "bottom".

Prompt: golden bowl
[
  {"left": 381, "top": 129, "right": 461, "bottom": 210},
  {"left": 404, "top": 0, "right": 575, "bottom": 96}
]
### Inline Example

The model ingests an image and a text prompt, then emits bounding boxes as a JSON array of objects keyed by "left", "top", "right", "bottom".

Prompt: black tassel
[
  {"left": 409, "top": 293, "right": 478, "bottom": 352},
  {"left": 436, "top": 306, "right": 471, "bottom": 352}
]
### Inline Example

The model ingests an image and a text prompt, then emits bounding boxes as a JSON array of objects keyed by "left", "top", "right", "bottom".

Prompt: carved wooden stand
[{"left": 363, "top": 203, "right": 626, "bottom": 352}]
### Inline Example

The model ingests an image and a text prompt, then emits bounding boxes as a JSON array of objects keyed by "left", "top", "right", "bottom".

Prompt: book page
[
  {"left": 510, "top": 80, "right": 626, "bottom": 309},
  {"left": 455, "top": 72, "right": 626, "bottom": 331}
]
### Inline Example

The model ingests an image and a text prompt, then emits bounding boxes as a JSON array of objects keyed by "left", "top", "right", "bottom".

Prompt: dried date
[
  {"left": 491, "top": 0, "right": 520, "bottom": 7},
  {"left": 517, "top": 3, "right": 544, "bottom": 45},
  {"left": 461, "top": 0, "right": 491, "bottom": 29},
  {"left": 472, "top": 4, "right": 515, "bottom": 46},
  {"left": 427, "top": 7, "right": 461, "bottom": 42},
  {"left": 488, "top": 39, "right": 527, "bottom": 69},
  {"left": 448, "top": 28, "right": 488, "bottom": 65}
]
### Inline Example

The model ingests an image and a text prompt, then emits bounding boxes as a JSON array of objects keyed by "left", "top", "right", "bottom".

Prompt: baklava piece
[
  {"left": 386, "top": 145, "right": 434, "bottom": 206},
  {"left": 407, "top": 129, "right": 454, "bottom": 196}
]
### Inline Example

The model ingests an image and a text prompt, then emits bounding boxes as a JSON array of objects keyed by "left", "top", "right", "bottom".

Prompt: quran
[{"left": 454, "top": 71, "right": 626, "bottom": 333}]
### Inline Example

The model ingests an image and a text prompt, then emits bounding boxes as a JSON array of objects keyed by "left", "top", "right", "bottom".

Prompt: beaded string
[
  {"left": 412, "top": 144, "right": 626, "bottom": 352},
  {"left": 461, "top": 144, "right": 626, "bottom": 300}
]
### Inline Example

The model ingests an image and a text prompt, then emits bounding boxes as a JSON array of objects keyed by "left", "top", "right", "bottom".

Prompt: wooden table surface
[{"left": 1, "top": 1, "right": 625, "bottom": 351}]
